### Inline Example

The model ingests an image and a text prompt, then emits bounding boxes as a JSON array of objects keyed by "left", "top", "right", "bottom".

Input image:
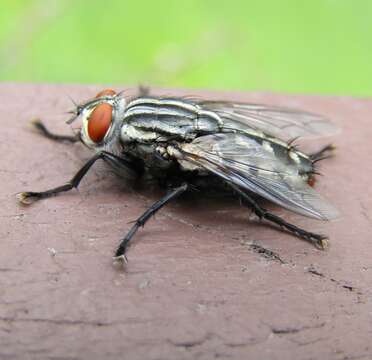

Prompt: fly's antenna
[
  {"left": 65, "top": 94, "right": 80, "bottom": 124},
  {"left": 116, "top": 90, "right": 125, "bottom": 97},
  {"left": 67, "top": 94, "right": 78, "bottom": 108},
  {"left": 65, "top": 110, "right": 79, "bottom": 124},
  {"left": 66, "top": 112, "right": 79, "bottom": 125}
]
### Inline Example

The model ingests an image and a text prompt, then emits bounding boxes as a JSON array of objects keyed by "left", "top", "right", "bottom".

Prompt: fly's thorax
[
  {"left": 120, "top": 124, "right": 169, "bottom": 143},
  {"left": 119, "top": 97, "right": 223, "bottom": 144},
  {"left": 166, "top": 144, "right": 208, "bottom": 173},
  {"left": 77, "top": 89, "right": 127, "bottom": 151},
  {"left": 122, "top": 142, "right": 173, "bottom": 171}
]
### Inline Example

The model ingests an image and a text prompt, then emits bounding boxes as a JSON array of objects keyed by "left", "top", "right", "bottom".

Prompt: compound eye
[
  {"left": 95, "top": 88, "right": 116, "bottom": 98},
  {"left": 87, "top": 103, "right": 113, "bottom": 143}
]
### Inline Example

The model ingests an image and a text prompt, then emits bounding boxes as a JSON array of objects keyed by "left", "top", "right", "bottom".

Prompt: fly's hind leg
[
  {"left": 229, "top": 183, "right": 328, "bottom": 249},
  {"left": 30, "top": 118, "right": 79, "bottom": 143},
  {"left": 114, "top": 183, "right": 189, "bottom": 262},
  {"left": 310, "top": 144, "right": 336, "bottom": 162},
  {"left": 17, "top": 151, "right": 137, "bottom": 204}
]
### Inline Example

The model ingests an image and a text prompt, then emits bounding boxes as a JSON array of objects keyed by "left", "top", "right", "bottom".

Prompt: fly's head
[{"left": 68, "top": 89, "right": 126, "bottom": 150}]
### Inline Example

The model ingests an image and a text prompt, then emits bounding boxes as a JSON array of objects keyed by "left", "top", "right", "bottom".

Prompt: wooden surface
[{"left": 1, "top": 83, "right": 371, "bottom": 360}]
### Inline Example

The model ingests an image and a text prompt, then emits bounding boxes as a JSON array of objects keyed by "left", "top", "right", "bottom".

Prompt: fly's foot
[
  {"left": 29, "top": 118, "right": 52, "bottom": 138},
  {"left": 112, "top": 254, "right": 128, "bottom": 264},
  {"left": 16, "top": 192, "right": 42, "bottom": 205},
  {"left": 16, "top": 189, "right": 62, "bottom": 204},
  {"left": 114, "top": 241, "right": 130, "bottom": 262},
  {"left": 29, "top": 118, "right": 79, "bottom": 143},
  {"left": 301, "top": 231, "right": 329, "bottom": 250},
  {"left": 29, "top": 118, "right": 43, "bottom": 130},
  {"left": 315, "top": 237, "right": 329, "bottom": 250},
  {"left": 29, "top": 118, "right": 52, "bottom": 134}
]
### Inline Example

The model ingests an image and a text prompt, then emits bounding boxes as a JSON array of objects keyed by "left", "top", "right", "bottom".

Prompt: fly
[{"left": 17, "top": 88, "right": 339, "bottom": 262}]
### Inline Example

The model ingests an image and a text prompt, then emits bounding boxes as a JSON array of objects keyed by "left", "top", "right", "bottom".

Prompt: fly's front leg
[
  {"left": 229, "top": 183, "right": 328, "bottom": 249},
  {"left": 31, "top": 119, "right": 79, "bottom": 143},
  {"left": 114, "top": 183, "right": 189, "bottom": 262},
  {"left": 17, "top": 151, "right": 137, "bottom": 205}
]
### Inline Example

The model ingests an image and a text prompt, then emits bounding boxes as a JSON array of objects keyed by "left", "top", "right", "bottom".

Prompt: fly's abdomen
[
  {"left": 221, "top": 119, "right": 315, "bottom": 180},
  {"left": 264, "top": 138, "right": 314, "bottom": 180}
]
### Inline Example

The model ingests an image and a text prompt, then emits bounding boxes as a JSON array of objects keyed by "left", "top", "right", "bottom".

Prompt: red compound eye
[
  {"left": 95, "top": 89, "right": 116, "bottom": 98},
  {"left": 87, "top": 103, "right": 113, "bottom": 143}
]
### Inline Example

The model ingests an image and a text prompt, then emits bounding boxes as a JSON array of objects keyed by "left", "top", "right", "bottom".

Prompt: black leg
[
  {"left": 138, "top": 84, "right": 150, "bottom": 97},
  {"left": 310, "top": 144, "right": 336, "bottom": 162},
  {"left": 17, "top": 151, "right": 137, "bottom": 204},
  {"left": 114, "top": 183, "right": 189, "bottom": 261},
  {"left": 31, "top": 119, "right": 79, "bottom": 143},
  {"left": 229, "top": 183, "right": 328, "bottom": 249}
]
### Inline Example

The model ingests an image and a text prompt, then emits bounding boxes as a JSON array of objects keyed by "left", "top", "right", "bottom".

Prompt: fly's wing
[
  {"left": 178, "top": 133, "right": 338, "bottom": 220},
  {"left": 199, "top": 101, "right": 339, "bottom": 141}
]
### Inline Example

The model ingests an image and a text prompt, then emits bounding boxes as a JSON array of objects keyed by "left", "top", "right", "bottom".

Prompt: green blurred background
[{"left": 1, "top": 0, "right": 371, "bottom": 96}]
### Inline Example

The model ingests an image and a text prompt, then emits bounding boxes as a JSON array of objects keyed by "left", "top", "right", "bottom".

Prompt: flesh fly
[{"left": 17, "top": 88, "right": 339, "bottom": 262}]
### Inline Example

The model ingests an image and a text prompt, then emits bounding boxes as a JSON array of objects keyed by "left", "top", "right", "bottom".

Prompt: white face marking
[{"left": 81, "top": 107, "right": 96, "bottom": 147}]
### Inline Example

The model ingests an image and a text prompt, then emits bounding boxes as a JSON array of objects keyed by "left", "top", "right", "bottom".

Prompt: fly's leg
[
  {"left": 229, "top": 183, "right": 328, "bottom": 249},
  {"left": 114, "top": 183, "right": 189, "bottom": 262},
  {"left": 310, "top": 144, "right": 336, "bottom": 162},
  {"left": 138, "top": 84, "right": 150, "bottom": 97},
  {"left": 17, "top": 151, "right": 137, "bottom": 205},
  {"left": 30, "top": 119, "right": 79, "bottom": 143}
]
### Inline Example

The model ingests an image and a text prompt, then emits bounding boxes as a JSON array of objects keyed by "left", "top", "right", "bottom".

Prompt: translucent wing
[
  {"left": 199, "top": 101, "right": 339, "bottom": 141},
  {"left": 178, "top": 133, "right": 338, "bottom": 220}
]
